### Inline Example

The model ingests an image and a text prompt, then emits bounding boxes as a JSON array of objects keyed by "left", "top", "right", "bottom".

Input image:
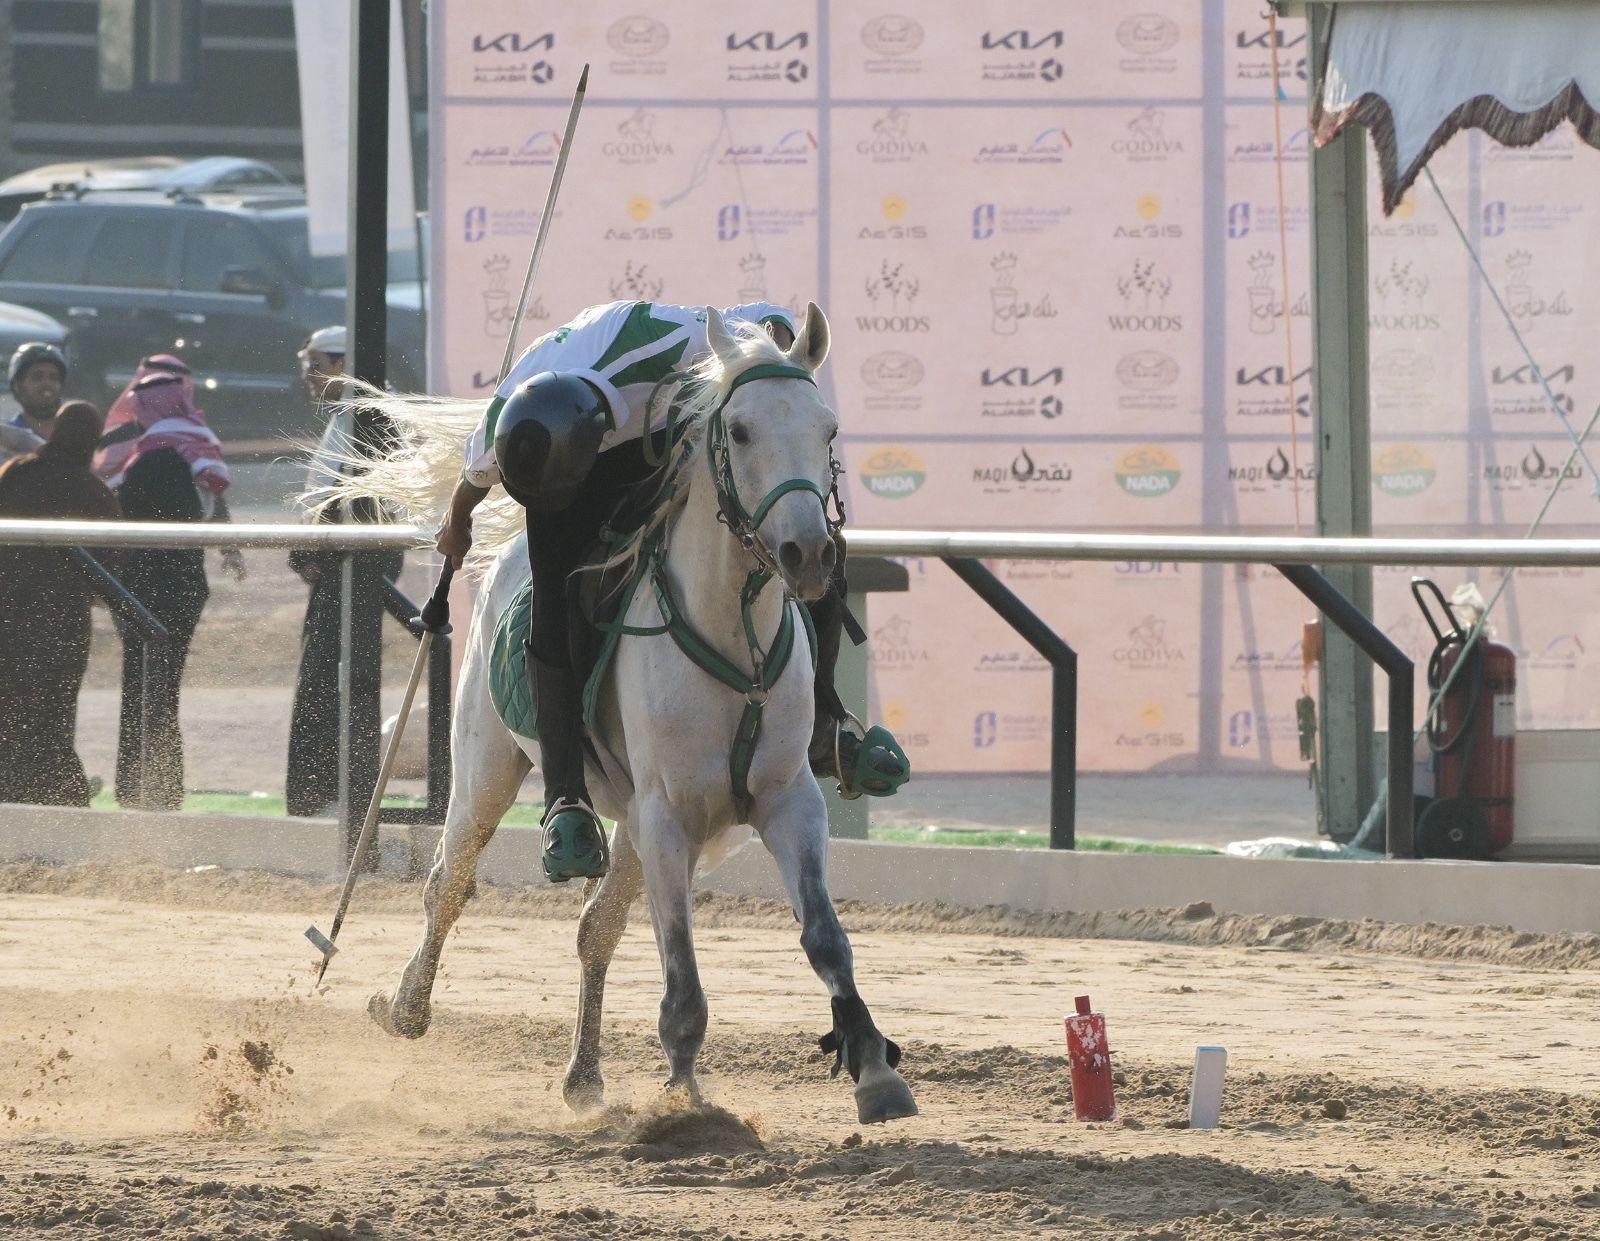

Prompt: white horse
[{"left": 352, "top": 303, "right": 917, "bottom": 1125}]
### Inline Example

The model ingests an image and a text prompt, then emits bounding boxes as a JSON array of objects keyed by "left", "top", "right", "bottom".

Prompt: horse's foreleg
[
  {"left": 637, "top": 799, "right": 707, "bottom": 1097},
  {"left": 563, "top": 825, "right": 643, "bottom": 1112},
  {"left": 370, "top": 714, "right": 530, "bottom": 1039},
  {"left": 758, "top": 781, "right": 918, "bottom": 1125}
]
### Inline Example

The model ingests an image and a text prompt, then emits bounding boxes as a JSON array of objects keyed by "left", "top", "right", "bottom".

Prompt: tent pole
[{"left": 1307, "top": 2, "right": 1376, "bottom": 840}]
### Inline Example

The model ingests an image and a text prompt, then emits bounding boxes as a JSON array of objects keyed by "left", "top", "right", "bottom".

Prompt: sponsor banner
[
  {"left": 1475, "top": 440, "right": 1600, "bottom": 528},
  {"left": 830, "top": 4, "right": 1205, "bottom": 101},
  {"left": 1224, "top": 0, "right": 1307, "bottom": 94},
  {"left": 1216, "top": 572, "right": 1316, "bottom": 772},
  {"left": 842, "top": 439, "right": 1200, "bottom": 527}
]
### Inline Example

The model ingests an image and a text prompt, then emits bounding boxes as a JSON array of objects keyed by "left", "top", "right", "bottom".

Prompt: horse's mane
[{"left": 303, "top": 317, "right": 794, "bottom": 579}]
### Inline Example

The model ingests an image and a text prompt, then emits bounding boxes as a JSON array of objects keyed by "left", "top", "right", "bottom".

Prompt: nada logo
[
  {"left": 858, "top": 107, "right": 928, "bottom": 162},
  {"left": 859, "top": 446, "right": 926, "bottom": 498},
  {"left": 1118, "top": 14, "right": 1180, "bottom": 55},
  {"left": 1116, "top": 350, "right": 1179, "bottom": 392},
  {"left": 1113, "top": 107, "right": 1185, "bottom": 160},
  {"left": 860, "top": 351, "right": 925, "bottom": 393},
  {"left": 1373, "top": 444, "right": 1437, "bottom": 496},
  {"left": 1108, "top": 259, "right": 1180, "bottom": 332},
  {"left": 607, "top": 16, "right": 669, "bottom": 59},
  {"left": 1115, "top": 445, "right": 1181, "bottom": 497},
  {"left": 862, "top": 15, "right": 925, "bottom": 57},
  {"left": 472, "top": 31, "right": 554, "bottom": 53}
]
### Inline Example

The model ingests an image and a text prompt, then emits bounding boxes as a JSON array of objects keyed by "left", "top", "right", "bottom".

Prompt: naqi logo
[
  {"left": 859, "top": 446, "right": 926, "bottom": 498},
  {"left": 1115, "top": 445, "right": 1182, "bottom": 497},
  {"left": 1373, "top": 444, "right": 1437, "bottom": 496}
]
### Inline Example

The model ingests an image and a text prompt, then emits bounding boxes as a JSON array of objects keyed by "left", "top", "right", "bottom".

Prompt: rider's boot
[
  {"left": 804, "top": 588, "right": 911, "bottom": 799},
  {"left": 526, "top": 643, "right": 609, "bottom": 883}
]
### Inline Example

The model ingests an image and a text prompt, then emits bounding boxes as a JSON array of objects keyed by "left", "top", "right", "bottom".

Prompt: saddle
[{"left": 486, "top": 469, "right": 671, "bottom": 743}]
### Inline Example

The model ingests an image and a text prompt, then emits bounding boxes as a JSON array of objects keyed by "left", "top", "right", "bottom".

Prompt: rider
[
  {"left": 435, "top": 300, "right": 909, "bottom": 883},
  {"left": 3, "top": 342, "right": 67, "bottom": 462}
]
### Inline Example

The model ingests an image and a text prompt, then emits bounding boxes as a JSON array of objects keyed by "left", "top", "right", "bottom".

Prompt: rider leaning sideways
[{"left": 435, "top": 299, "right": 909, "bottom": 883}]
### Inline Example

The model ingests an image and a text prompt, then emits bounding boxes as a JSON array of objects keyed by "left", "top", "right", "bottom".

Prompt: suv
[
  {"left": 0, "top": 189, "right": 423, "bottom": 441},
  {"left": 0, "top": 156, "right": 292, "bottom": 223}
]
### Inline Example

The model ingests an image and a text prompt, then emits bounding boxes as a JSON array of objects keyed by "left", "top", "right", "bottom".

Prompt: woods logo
[
  {"left": 1115, "top": 445, "right": 1182, "bottom": 497},
  {"left": 1371, "top": 259, "right": 1439, "bottom": 331},
  {"left": 607, "top": 16, "right": 669, "bottom": 59},
  {"left": 1373, "top": 444, "right": 1437, "bottom": 496},
  {"left": 1108, "top": 259, "right": 1181, "bottom": 332},
  {"left": 1112, "top": 108, "right": 1185, "bottom": 162},
  {"left": 608, "top": 261, "right": 664, "bottom": 302},
  {"left": 859, "top": 446, "right": 926, "bottom": 498},
  {"left": 858, "top": 260, "right": 928, "bottom": 333}
]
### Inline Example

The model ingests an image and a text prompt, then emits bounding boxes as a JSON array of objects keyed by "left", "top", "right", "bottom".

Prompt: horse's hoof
[
  {"left": 854, "top": 1063, "right": 917, "bottom": 1125},
  {"left": 368, "top": 990, "right": 430, "bottom": 1039},
  {"left": 563, "top": 1069, "right": 605, "bottom": 1114},
  {"left": 662, "top": 1076, "right": 702, "bottom": 1106}
]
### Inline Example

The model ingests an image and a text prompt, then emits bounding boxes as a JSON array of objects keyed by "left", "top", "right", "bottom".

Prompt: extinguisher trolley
[{"left": 1410, "top": 578, "right": 1517, "bottom": 857}]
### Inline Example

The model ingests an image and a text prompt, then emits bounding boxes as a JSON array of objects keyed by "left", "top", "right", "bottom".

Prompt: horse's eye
[{"left": 730, "top": 422, "right": 751, "bottom": 446}]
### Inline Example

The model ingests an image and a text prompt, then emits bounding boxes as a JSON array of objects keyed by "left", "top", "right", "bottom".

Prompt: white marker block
[{"left": 1188, "top": 1045, "right": 1228, "bottom": 1129}]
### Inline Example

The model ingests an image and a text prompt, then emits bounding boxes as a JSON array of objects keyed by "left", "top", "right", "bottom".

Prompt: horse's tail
[{"left": 303, "top": 378, "right": 526, "bottom": 573}]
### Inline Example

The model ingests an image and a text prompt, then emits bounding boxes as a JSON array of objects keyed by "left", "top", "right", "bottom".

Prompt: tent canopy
[{"left": 1308, "top": 0, "right": 1600, "bottom": 212}]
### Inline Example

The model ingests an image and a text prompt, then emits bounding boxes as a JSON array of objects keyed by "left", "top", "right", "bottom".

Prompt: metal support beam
[
  {"left": 1276, "top": 564, "right": 1415, "bottom": 857},
  {"left": 943, "top": 558, "right": 1076, "bottom": 850},
  {"left": 1308, "top": 2, "right": 1375, "bottom": 841}
]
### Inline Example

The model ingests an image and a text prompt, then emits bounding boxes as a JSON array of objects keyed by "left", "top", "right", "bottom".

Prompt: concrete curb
[{"left": 3, "top": 805, "right": 1599, "bottom": 936}]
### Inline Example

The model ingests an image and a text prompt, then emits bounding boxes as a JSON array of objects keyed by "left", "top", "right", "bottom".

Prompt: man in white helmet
[{"left": 2, "top": 342, "right": 67, "bottom": 461}]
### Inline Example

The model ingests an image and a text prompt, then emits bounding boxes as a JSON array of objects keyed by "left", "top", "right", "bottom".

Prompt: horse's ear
[
  {"left": 787, "top": 301, "right": 830, "bottom": 373},
  {"left": 704, "top": 306, "right": 742, "bottom": 368}
]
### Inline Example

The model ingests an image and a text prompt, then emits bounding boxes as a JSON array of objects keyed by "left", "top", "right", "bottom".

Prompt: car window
[
  {"left": 82, "top": 215, "right": 177, "bottom": 288},
  {"left": 0, "top": 212, "right": 98, "bottom": 283},
  {"left": 180, "top": 216, "right": 281, "bottom": 292}
]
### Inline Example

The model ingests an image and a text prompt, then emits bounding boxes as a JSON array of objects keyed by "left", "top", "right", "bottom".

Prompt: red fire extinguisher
[
  {"left": 1063, "top": 995, "right": 1116, "bottom": 1121},
  {"left": 1411, "top": 579, "right": 1516, "bottom": 856}
]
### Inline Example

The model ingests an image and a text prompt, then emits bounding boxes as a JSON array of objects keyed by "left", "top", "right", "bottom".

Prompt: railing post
[
  {"left": 1275, "top": 563, "right": 1414, "bottom": 858},
  {"left": 942, "top": 557, "right": 1076, "bottom": 849}
]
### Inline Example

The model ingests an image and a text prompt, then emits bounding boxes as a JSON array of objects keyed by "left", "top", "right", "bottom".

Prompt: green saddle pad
[{"left": 489, "top": 580, "right": 537, "bottom": 741}]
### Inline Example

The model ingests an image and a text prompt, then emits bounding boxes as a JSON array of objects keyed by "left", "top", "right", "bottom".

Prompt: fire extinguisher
[{"left": 1410, "top": 578, "right": 1516, "bottom": 858}]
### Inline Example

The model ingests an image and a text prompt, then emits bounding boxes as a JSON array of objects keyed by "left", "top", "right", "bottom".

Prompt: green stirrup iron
[
  {"left": 839, "top": 721, "right": 911, "bottom": 799},
  {"left": 542, "top": 801, "right": 610, "bottom": 883}
]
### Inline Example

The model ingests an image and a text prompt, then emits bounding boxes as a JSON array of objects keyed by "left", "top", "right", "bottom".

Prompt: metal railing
[{"left": 9, "top": 521, "right": 1600, "bottom": 859}]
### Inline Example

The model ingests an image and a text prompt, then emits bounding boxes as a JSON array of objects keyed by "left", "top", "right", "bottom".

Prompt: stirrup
[
  {"left": 832, "top": 713, "right": 911, "bottom": 800},
  {"left": 541, "top": 797, "right": 609, "bottom": 883}
]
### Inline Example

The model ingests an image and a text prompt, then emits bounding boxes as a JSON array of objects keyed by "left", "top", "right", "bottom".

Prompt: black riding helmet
[
  {"left": 8, "top": 341, "right": 67, "bottom": 398},
  {"left": 493, "top": 371, "right": 610, "bottom": 511}
]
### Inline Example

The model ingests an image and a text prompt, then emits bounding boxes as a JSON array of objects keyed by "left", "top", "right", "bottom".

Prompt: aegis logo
[
  {"left": 472, "top": 32, "right": 554, "bottom": 53},
  {"left": 727, "top": 30, "right": 808, "bottom": 51},
  {"left": 981, "top": 366, "right": 1063, "bottom": 387},
  {"left": 982, "top": 29, "right": 1064, "bottom": 50}
]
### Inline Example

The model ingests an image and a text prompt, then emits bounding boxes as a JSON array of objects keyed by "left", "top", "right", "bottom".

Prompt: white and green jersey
[{"left": 463, "top": 299, "right": 795, "bottom": 489}]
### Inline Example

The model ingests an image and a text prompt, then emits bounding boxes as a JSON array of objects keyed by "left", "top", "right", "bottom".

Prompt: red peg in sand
[{"left": 1063, "top": 994, "right": 1117, "bottom": 1121}]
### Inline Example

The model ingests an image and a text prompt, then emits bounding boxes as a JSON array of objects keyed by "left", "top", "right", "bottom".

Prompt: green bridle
[{"left": 615, "top": 359, "right": 842, "bottom": 818}]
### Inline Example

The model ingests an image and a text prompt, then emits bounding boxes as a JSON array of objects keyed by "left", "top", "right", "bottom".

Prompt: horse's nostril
[
  {"left": 820, "top": 540, "right": 837, "bottom": 573},
  {"left": 778, "top": 540, "right": 805, "bottom": 576}
]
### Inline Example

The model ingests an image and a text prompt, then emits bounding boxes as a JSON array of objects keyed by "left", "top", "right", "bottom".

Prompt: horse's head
[{"left": 704, "top": 302, "right": 838, "bottom": 602}]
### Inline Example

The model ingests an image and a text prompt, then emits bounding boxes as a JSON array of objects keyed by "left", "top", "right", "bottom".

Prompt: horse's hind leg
[
  {"left": 637, "top": 799, "right": 707, "bottom": 1096},
  {"left": 563, "top": 825, "right": 643, "bottom": 1112},
  {"left": 758, "top": 781, "right": 918, "bottom": 1124},
  {"left": 370, "top": 713, "right": 531, "bottom": 1038}
]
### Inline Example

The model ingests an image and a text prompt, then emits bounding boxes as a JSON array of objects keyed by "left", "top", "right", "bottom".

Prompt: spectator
[
  {"left": 95, "top": 363, "right": 242, "bottom": 810},
  {"left": 287, "top": 327, "right": 401, "bottom": 817},
  {"left": 2, "top": 341, "right": 66, "bottom": 462},
  {"left": 0, "top": 402, "right": 119, "bottom": 806}
]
